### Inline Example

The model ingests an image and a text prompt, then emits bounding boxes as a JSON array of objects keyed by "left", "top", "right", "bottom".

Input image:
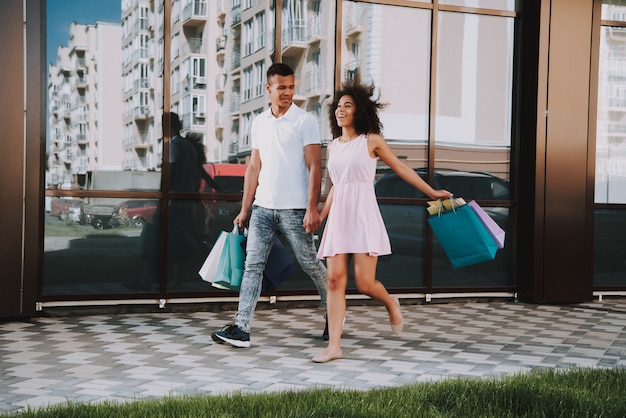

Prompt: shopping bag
[
  {"left": 468, "top": 200, "right": 505, "bottom": 249},
  {"left": 262, "top": 238, "right": 297, "bottom": 292},
  {"left": 198, "top": 230, "right": 228, "bottom": 289},
  {"left": 427, "top": 197, "right": 467, "bottom": 215},
  {"left": 428, "top": 201, "right": 498, "bottom": 268},
  {"left": 212, "top": 226, "right": 246, "bottom": 291}
]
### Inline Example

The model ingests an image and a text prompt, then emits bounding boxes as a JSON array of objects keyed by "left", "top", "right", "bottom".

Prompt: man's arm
[
  {"left": 303, "top": 143, "right": 323, "bottom": 233},
  {"left": 234, "top": 148, "right": 261, "bottom": 228}
]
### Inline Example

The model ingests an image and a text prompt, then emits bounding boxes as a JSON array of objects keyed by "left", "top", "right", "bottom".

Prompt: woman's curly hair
[{"left": 328, "top": 82, "right": 387, "bottom": 139}]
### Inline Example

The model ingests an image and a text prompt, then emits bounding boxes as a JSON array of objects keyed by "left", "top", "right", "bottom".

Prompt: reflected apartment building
[
  {"left": 47, "top": 22, "right": 123, "bottom": 189},
  {"left": 46, "top": 1, "right": 439, "bottom": 180},
  {"left": 118, "top": 0, "right": 337, "bottom": 171}
]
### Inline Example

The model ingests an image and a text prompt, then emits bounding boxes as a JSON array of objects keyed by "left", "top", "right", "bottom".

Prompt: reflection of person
[
  {"left": 128, "top": 112, "right": 214, "bottom": 291},
  {"left": 211, "top": 63, "right": 328, "bottom": 348},
  {"left": 167, "top": 115, "right": 212, "bottom": 288},
  {"left": 312, "top": 83, "right": 452, "bottom": 363}
]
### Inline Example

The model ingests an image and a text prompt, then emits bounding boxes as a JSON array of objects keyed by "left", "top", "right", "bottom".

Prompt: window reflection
[
  {"left": 435, "top": 12, "right": 513, "bottom": 182},
  {"left": 439, "top": 0, "right": 517, "bottom": 11},
  {"left": 44, "top": 0, "right": 517, "bottom": 297},
  {"left": 602, "top": 0, "right": 626, "bottom": 20},
  {"left": 596, "top": 26, "right": 626, "bottom": 204},
  {"left": 594, "top": 208, "right": 626, "bottom": 284}
]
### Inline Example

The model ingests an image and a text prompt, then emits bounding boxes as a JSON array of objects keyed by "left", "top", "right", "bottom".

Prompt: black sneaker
[
  {"left": 211, "top": 324, "right": 250, "bottom": 348},
  {"left": 323, "top": 315, "right": 329, "bottom": 341}
]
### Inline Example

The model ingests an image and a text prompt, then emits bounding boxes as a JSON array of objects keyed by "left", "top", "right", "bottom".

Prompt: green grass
[{"left": 8, "top": 368, "right": 626, "bottom": 417}]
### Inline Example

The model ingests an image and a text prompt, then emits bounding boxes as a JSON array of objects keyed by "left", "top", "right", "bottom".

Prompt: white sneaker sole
[{"left": 215, "top": 334, "right": 250, "bottom": 348}]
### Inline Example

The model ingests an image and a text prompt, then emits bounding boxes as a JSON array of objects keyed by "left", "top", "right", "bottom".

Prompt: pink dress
[{"left": 317, "top": 134, "right": 391, "bottom": 258}]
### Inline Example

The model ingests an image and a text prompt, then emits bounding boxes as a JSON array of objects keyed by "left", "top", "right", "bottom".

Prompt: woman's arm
[
  {"left": 319, "top": 186, "right": 334, "bottom": 221},
  {"left": 369, "top": 133, "right": 452, "bottom": 200}
]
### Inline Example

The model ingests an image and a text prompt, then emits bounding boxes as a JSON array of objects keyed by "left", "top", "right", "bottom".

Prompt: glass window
[
  {"left": 432, "top": 11, "right": 514, "bottom": 285},
  {"left": 439, "top": 0, "right": 517, "bottom": 11},
  {"left": 596, "top": 26, "right": 626, "bottom": 204},
  {"left": 435, "top": 11, "right": 513, "bottom": 183},
  {"left": 256, "top": 11, "right": 266, "bottom": 50},
  {"left": 595, "top": 8, "right": 626, "bottom": 288},
  {"left": 338, "top": 2, "right": 432, "bottom": 288},
  {"left": 244, "top": 19, "right": 254, "bottom": 56},
  {"left": 254, "top": 60, "right": 265, "bottom": 97},
  {"left": 594, "top": 208, "right": 626, "bottom": 283},
  {"left": 243, "top": 66, "right": 253, "bottom": 101},
  {"left": 602, "top": 0, "right": 626, "bottom": 20}
]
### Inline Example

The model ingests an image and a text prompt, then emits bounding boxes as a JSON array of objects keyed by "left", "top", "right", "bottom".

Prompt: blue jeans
[{"left": 235, "top": 205, "right": 327, "bottom": 333}]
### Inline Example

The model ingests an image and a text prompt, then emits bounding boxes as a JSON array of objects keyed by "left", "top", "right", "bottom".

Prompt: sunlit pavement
[{"left": 1, "top": 299, "right": 625, "bottom": 414}]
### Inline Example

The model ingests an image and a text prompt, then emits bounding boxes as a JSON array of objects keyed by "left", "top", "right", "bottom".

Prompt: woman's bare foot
[
  {"left": 312, "top": 348, "right": 343, "bottom": 363},
  {"left": 389, "top": 296, "right": 404, "bottom": 335}
]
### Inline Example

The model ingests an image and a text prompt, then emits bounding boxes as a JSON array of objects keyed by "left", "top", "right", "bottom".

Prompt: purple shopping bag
[{"left": 468, "top": 200, "right": 505, "bottom": 249}]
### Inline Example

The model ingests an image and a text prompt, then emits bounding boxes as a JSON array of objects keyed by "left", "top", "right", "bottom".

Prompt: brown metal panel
[
  {"left": 0, "top": 0, "right": 26, "bottom": 318},
  {"left": 23, "top": 0, "right": 44, "bottom": 317},
  {"left": 542, "top": 0, "right": 594, "bottom": 302},
  {"left": 515, "top": 0, "right": 545, "bottom": 303}
]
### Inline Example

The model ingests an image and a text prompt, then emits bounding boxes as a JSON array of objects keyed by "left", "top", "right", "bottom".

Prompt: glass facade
[
  {"left": 40, "top": 0, "right": 625, "bottom": 302},
  {"left": 44, "top": 0, "right": 518, "bottom": 298},
  {"left": 594, "top": 2, "right": 626, "bottom": 284}
]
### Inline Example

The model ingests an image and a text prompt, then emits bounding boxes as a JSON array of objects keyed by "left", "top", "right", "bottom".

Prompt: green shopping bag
[
  {"left": 212, "top": 226, "right": 246, "bottom": 291},
  {"left": 428, "top": 201, "right": 498, "bottom": 269}
]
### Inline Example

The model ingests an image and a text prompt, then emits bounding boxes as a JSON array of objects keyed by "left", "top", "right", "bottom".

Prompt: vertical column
[{"left": 0, "top": 0, "right": 27, "bottom": 317}]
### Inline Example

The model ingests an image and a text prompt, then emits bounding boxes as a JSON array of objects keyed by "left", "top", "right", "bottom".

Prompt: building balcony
[
  {"left": 134, "top": 78, "right": 150, "bottom": 90},
  {"left": 72, "top": 74, "right": 88, "bottom": 90},
  {"left": 134, "top": 105, "right": 152, "bottom": 120},
  {"left": 74, "top": 56, "right": 88, "bottom": 71},
  {"left": 182, "top": 75, "right": 207, "bottom": 91},
  {"left": 74, "top": 109, "right": 88, "bottom": 122},
  {"left": 134, "top": 19, "right": 152, "bottom": 33},
  {"left": 282, "top": 23, "right": 307, "bottom": 57},
  {"left": 132, "top": 132, "right": 151, "bottom": 148},
  {"left": 215, "top": 110, "right": 224, "bottom": 129},
  {"left": 231, "top": 5, "right": 241, "bottom": 26},
  {"left": 76, "top": 133, "right": 88, "bottom": 144},
  {"left": 216, "top": 35, "right": 227, "bottom": 54},
  {"left": 307, "top": 17, "right": 322, "bottom": 43},
  {"left": 230, "top": 50, "right": 241, "bottom": 70},
  {"left": 215, "top": 73, "right": 226, "bottom": 93},
  {"left": 186, "top": 37, "right": 206, "bottom": 54},
  {"left": 345, "top": 17, "right": 363, "bottom": 37},
  {"left": 183, "top": 1, "right": 208, "bottom": 26},
  {"left": 229, "top": 141, "right": 238, "bottom": 155},
  {"left": 302, "top": 70, "right": 322, "bottom": 97},
  {"left": 229, "top": 93, "right": 241, "bottom": 112},
  {"left": 217, "top": 0, "right": 227, "bottom": 19},
  {"left": 343, "top": 60, "right": 360, "bottom": 82},
  {"left": 62, "top": 105, "right": 72, "bottom": 120}
]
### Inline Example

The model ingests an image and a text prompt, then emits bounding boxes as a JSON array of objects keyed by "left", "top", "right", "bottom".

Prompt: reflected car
[
  {"left": 110, "top": 200, "right": 159, "bottom": 228},
  {"left": 50, "top": 198, "right": 84, "bottom": 222},
  {"left": 374, "top": 168, "right": 510, "bottom": 259}
]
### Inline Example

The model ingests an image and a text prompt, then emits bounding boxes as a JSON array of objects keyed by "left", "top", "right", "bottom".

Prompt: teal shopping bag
[
  {"left": 212, "top": 226, "right": 246, "bottom": 291},
  {"left": 428, "top": 203, "right": 498, "bottom": 269}
]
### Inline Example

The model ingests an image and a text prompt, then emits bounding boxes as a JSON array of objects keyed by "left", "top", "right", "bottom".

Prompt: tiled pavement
[{"left": 1, "top": 299, "right": 625, "bottom": 414}]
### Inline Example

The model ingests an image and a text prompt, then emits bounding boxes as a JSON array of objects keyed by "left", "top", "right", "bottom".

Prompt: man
[{"left": 211, "top": 63, "right": 328, "bottom": 347}]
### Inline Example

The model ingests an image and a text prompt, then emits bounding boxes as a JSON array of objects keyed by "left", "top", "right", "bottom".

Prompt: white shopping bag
[{"left": 198, "top": 231, "right": 228, "bottom": 289}]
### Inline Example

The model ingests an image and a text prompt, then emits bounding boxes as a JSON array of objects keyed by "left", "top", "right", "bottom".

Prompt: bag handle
[{"left": 232, "top": 224, "right": 248, "bottom": 237}]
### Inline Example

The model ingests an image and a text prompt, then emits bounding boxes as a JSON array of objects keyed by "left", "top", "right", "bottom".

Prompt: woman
[{"left": 313, "top": 83, "right": 452, "bottom": 363}]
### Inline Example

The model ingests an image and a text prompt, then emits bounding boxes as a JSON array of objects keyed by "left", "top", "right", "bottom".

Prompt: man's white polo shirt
[{"left": 251, "top": 103, "right": 321, "bottom": 209}]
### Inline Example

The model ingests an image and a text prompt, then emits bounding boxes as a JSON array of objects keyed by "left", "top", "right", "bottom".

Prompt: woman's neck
[{"left": 339, "top": 128, "right": 359, "bottom": 142}]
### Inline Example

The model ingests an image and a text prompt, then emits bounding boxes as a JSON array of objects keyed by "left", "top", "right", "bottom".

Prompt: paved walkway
[{"left": 1, "top": 299, "right": 625, "bottom": 414}]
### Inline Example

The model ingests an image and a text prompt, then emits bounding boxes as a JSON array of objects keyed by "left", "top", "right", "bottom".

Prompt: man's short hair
[{"left": 267, "top": 63, "right": 294, "bottom": 80}]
